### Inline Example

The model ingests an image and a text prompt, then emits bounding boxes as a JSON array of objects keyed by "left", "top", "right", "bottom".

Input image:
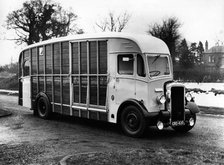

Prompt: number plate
[{"left": 171, "top": 121, "right": 185, "bottom": 126}]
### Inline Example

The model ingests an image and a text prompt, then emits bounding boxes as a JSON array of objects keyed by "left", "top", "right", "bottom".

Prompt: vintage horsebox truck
[{"left": 18, "top": 33, "right": 199, "bottom": 137}]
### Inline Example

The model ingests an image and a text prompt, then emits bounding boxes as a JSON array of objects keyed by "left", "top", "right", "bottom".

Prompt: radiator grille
[{"left": 171, "top": 86, "right": 185, "bottom": 121}]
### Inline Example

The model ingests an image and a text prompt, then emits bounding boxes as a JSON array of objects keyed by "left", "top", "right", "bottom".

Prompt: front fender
[
  {"left": 117, "top": 99, "right": 151, "bottom": 124},
  {"left": 120, "top": 99, "right": 149, "bottom": 116},
  {"left": 186, "top": 102, "right": 200, "bottom": 114}
]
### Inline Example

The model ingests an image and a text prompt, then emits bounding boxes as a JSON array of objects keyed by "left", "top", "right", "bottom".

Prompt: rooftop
[
  {"left": 205, "top": 45, "right": 224, "bottom": 53},
  {"left": 20, "top": 32, "right": 170, "bottom": 54}
]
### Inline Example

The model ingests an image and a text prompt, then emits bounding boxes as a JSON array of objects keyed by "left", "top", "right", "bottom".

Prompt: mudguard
[
  {"left": 186, "top": 102, "right": 200, "bottom": 113},
  {"left": 33, "top": 92, "right": 51, "bottom": 110},
  {"left": 36, "top": 92, "right": 50, "bottom": 101},
  {"left": 118, "top": 99, "right": 151, "bottom": 122}
]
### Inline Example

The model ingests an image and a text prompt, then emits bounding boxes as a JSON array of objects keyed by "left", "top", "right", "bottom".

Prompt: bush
[
  {"left": 174, "top": 66, "right": 223, "bottom": 82},
  {"left": 0, "top": 75, "right": 18, "bottom": 90}
]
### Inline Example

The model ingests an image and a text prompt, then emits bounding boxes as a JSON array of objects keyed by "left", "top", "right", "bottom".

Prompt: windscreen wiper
[{"left": 152, "top": 54, "right": 161, "bottom": 64}]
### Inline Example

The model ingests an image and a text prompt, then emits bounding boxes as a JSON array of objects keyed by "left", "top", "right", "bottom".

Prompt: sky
[{"left": 0, "top": 0, "right": 224, "bottom": 66}]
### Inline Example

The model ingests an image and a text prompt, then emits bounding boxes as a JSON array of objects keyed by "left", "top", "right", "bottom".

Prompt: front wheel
[
  {"left": 120, "top": 105, "right": 146, "bottom": 137},
  {"left": 172, "top": 114, "right": 196, "bottom": 133},
  {"left": 36, "top": 96, "right": 52, "bottom": 119}
]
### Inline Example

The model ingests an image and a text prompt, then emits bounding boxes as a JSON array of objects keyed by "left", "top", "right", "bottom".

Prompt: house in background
[{"left": 202, "top": 41, "right": 224, "bottom": 74}]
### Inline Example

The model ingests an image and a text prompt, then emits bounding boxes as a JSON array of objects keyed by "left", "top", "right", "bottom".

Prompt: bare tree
[
  {"left": 6, "top": 0, "right": 83, "bottom": 45},
  {"left": 148, "top": 17, "right": 181, "bottom": 62},
  {"left": 96, "top": 11, "right": 131, "bottom": 32}
]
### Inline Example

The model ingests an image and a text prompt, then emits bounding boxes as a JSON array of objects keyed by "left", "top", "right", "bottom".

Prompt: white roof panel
[{"left": 21, "top": 32, "right": 170, "bottom": 54}]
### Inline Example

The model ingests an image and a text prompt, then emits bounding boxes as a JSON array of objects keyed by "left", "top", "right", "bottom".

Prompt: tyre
[
  {"left": 120, "top": 105, "right": 146, "bottom": 137},
  {"left": 36, "top": 96, "right": 52, "bottom": 119},
  {"left": 172, "top": 114, "right": 196, "bottom": 133}
]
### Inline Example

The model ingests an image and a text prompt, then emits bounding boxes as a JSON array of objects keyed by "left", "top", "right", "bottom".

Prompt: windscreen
[{"left": 147, "top": 54, "right": 170, "bottom": 77}]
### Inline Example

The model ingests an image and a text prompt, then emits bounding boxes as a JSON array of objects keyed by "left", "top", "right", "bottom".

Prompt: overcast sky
[{"left": 0, "top": 0, "right": 224, "bottom": 66}]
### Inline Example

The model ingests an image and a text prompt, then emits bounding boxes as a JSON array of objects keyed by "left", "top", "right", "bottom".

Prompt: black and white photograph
[{"left": 0, "top": 0, "right": 224, "bottom": 164}]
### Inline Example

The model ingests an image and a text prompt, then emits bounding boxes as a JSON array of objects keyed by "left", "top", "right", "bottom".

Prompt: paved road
[{"left": 0, "top": 94, "right": 224, "bottom": 164}]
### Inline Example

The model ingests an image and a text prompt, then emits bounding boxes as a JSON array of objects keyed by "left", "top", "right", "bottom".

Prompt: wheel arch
[
  {"left": 34, "top": 92, "right": 51, "bottom": 110},
  {"left": 35, "top": 92, "right": 52, "bottom": 119},
  {"left": 117, "top": 99, "right": 149, "bottom": 124}
]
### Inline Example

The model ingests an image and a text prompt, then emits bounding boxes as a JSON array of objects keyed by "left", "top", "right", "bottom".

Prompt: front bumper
[{"left": 145, "top": 102, "right": 199, "bottom": 127}]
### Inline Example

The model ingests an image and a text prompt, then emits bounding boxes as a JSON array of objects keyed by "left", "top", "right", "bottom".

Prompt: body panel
[
  {"left": 147, "top": 77, "right": 172, "bottom": 112},
  {"left": 22, "top": 77, "right": 31, "bottom": 108}
]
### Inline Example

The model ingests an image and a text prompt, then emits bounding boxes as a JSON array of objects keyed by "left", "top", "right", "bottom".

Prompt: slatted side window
[
  {"left": 80, "top": 42, "right": 87, "bottom": 74},
  {"left": 80, "top": 76, "right": 87, "bottom": 104},
  {"left": 72, "top": 43, "right": 79, "bottom": 74},
  {"left": 53, "top": 43, "right": 60, "bottom": 74},
  {"left": 89, "top": 41, "right": 97, "bottom": 74},
  {"left": 23, "top": 60, "right": 30, "bottom": 77},
  {"left": 73, "top": 76, "right": 79, "bottom": 103},
  {"left": 38, "top": 76, "right": 44, "bottom": 92},
  {"left": 62, "top": 77, "right": 70, "bottom": 104},
  {"left": 46, "top": 77, "right": 52, "bottom": 102},
  {"left": 31, "top": 48, "right": 37, "bottom": 75},
  {"left": 62, "top": 42, "right": 69, "bottom": 74},
  {"left": 90, "top": 76, "right": 97, "bottom": 105},
  {"left": 99, "top": 76, "right": 107, "bottom": 106},
  {"left": 54, "top": 76, "right": 61, "bottom": 103},
  {"left": 71, "top": 40, "right": 107, "bottom": 107},
  {"left": 98, "top": 41, "right": 107, "bottom": 74},
  {"left": 45, "top": 44, "right": 52, "bottom": 74},
  {"left": 22, "top": 50, "right": 30, "bottom": 77},
  {"left": 24, "top": 50, "right": 29, "bottom": 59}
]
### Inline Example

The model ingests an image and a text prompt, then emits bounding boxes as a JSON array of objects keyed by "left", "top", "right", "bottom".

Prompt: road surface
[{"left": 0, "top": 94, "right": 224, "bottom": 164}]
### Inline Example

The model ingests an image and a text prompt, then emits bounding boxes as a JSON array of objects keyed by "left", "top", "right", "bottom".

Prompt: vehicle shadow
[
  {"left": 26, "top": 112, "right": 196, "bottom": 140},
  {"left": 45, "top": 113, "right": 120, "bottom": 133},
  {"left": 144, "top": 127, "right": 194, "bottom": 139}
]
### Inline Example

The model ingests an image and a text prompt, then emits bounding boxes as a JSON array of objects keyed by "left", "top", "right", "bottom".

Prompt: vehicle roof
[{"left": 21, "top": 32, "right": 170, "bottom": 54}]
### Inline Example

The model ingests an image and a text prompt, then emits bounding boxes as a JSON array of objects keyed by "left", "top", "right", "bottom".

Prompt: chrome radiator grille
[{"left": 171, "top": 86, "right": 185, "bottom": 121}]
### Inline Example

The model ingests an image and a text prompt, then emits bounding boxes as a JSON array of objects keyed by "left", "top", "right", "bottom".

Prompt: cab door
[{"left": 115, "top": 54, "right": 135, "bottom": 104}]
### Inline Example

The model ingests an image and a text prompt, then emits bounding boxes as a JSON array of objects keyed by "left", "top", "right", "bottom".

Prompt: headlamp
[
  {"left": 185, "top": 92, "right": 192, "bottom": 102},
  {"left": 157, "top": 95, "right": 166, "bottom": 104}
]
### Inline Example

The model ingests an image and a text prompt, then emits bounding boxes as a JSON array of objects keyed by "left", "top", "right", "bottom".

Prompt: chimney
[{"left": 205, "top": 40, "right": 208, "bottom": 51}]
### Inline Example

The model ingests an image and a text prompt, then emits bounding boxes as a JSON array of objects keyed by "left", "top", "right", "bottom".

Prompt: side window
[
  {"left": 118, "top": 54, "right": 134, "bottom": 75},
  {"left": 137, "top": 54, "right": 145, "bottom": 77},
  {"left": 23, "top": 59, "right": 30, "bottom": 76}
]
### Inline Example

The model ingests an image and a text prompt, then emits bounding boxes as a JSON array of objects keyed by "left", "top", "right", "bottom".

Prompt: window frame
[
  {"left": 117, "top": 54, "right": 134, "bottom": 75},
  {"left": 146, "top": 54, "right": 171, "bottom": 78},
  {"left": 137, "top": 54, "right": 146, "bottom": 77},
  {"left": 23, "top": 58, "right": 30, "bottom": 77}
]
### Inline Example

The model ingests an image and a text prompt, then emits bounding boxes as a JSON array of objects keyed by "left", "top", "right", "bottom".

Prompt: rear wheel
[
  {"left": 120, "top": 105, "right": 146, "bottom": 137},
  {"left": 172, "top": 114, "right": 196, "bottom": 133},
  {"left": 36, "top": 96, "right": 51, "bottom": 119}
]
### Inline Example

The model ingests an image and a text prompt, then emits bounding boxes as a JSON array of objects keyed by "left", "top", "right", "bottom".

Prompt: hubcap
[
  {"left": 189, "top": 117, "right": 195, "bottom": 126},
  {"left": 38, "top": 99, "right": 46, "bottom": 115}
]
